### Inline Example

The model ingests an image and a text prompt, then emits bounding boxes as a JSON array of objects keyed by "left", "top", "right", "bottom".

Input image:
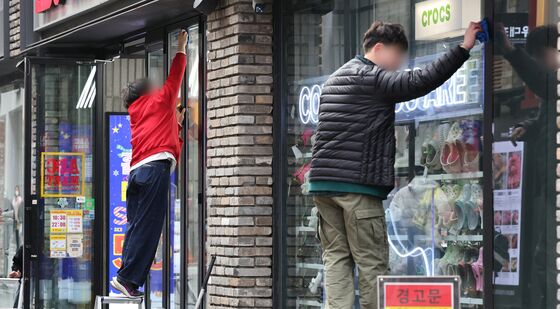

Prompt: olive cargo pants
[{"left": 314, "top": 194, "right": 389, "bottom": 309}]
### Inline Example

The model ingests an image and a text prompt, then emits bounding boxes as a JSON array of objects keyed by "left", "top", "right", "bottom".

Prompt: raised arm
[
  {"left": 375, "top": 45, "right": 470, "bottom": 102},
  {"left": 161, "top": 30, "right": 188, "bottom": 105},
  {"left": 374, "top": 22, "right": 480, "bottom": 103},
  {"left": 504, "top": 47, "right": 554, "bottom": 99}
]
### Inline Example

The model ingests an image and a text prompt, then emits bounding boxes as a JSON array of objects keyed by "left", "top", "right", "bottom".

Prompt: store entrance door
[{"left": 23, "top": 58, "right": 100, "bottom": 309}]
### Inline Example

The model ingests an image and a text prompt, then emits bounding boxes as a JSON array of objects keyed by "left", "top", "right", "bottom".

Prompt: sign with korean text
[
  {"left": 50, "top": 234, "right": 67, "bottom": 258},
  {"left": 66, "top": 210, "right": 84, "bottom": 233},
  {"left": 67, "top": 234, "right": 84, "bottom": 258},
  {"left": 49, "top": 209, "right": 84, "bottom": 258},
  {"left": 41, "top": 152, "right": 85, "bottom": 198},
  {"left": 496, "top": 13, "right": 529, "bottom": 45},
  {"left": 415, "top": 0, "right": 481, "bottom": 40},
  {"left": 378, "top": 276, "right": 459, "bottom": 309}
]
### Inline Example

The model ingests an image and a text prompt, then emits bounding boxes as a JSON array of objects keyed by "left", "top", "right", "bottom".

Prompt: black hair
[
  {"left": 122, "top": 78, "right": 151, "bottom": 109},
  {"left": 527, "top": 25, "right": 558, "bottom": 57},
  {"left": 363, "top": 21, "right": 409, "bottom": 53}
]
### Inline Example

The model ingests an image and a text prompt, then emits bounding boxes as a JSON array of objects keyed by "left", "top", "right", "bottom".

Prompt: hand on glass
[
  {"left": 8, "top": 271, "right": 21, "bottom": 278},
  {"left": 495, "top": 23, "right": 515, "bottom": 54},
  {"left": 177, "top": 30, "right": 188, "bottom": 54},
  {"left": 461, "top": 22, "right": 483, "bottom": 51},
  {"left": 511, "top": 126, "right": 526, "bottom": 143},
  {"left": 176, "top": 107, "right": 186, "bottom": 128}
]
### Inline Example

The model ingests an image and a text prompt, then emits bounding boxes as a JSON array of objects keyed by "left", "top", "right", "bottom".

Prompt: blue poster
[
  {"left": 108, "top": 114, "right": 132, "bottom": 295},
  {"left": 107, "top": 114, "right": 172, "bottom": 297}
]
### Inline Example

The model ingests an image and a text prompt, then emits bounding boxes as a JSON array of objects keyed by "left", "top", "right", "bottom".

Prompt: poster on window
[
  {"left": 50, "top": 234, "right": 67, "bottom": 258},
  {"left": 41, "top": 152, "right": 86, "bottom": 197},
  {"left": 492, "top": 141, "right": 523, "bottom": 286},
  {"left": 108, "top": 114, "right": 133, "bottom": 294}
]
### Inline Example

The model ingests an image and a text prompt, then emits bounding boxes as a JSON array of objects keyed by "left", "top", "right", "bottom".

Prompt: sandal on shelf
[
  {"left": 453, "top": 184, "right": 471, "bottom": 232},
  {"left": 466, "top": 184, "right": 483, "bottom": 231},
  {"left": 441, "top": 142, "right": 463, "bottom": 174},
  {"left": 471, "top": 248, "right": 484, "bottom": 292},
  {"left": 425, "top": 141, "right": 442, "bottom": 171},
  {"left": 462, "top": 143, "right": 480, "bottom": 173}
]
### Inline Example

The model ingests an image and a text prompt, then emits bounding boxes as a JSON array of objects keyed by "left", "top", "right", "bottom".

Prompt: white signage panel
[{"left": 415, "top": 0, "right": 481, "bottom": 40}]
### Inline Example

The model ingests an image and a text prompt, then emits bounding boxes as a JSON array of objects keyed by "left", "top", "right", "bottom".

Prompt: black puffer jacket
[{"left": 309, "top": 45, "right": 470, "bottom": 190}]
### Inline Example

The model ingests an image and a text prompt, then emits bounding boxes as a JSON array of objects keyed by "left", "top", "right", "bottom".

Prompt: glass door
[
  {"left": 166, "top": 21, "right": 202, "bottom": 309},
  {"left": 24, "top": 59, "right": 98, "bottom": 309}
]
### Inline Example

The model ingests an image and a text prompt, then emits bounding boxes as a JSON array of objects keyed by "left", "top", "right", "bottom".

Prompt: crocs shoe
[
  {"left": 466, "top": 184, "right": 483, "bottom": 230},
  {"left": 462, "top": 143, "right": 480, "bottom": 173}
]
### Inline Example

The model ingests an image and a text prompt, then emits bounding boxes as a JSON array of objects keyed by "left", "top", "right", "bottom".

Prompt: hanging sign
[
  {"left": 415, "top": 0, "right": 481, "bottom": 40},
  {"left": 378, "top": 276, "right": 459, "bottom": 309}
]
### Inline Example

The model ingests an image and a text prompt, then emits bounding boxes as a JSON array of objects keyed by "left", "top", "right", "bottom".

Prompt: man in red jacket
[{"left": 111, "top": 30, "right": 188, "bottom": 298}]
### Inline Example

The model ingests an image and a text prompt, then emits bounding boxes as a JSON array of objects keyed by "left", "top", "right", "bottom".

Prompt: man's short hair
[
  {"left": 122, "top": 78, "right": 151, "bottom": 109},
  {"left": 527, "top": 25, "right": 558, "bottom": 57},
  {"left": 363, "top": 21, "right": 409, "bottom": 53}
]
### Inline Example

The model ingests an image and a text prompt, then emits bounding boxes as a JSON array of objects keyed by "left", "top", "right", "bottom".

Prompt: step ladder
[{"left": 94, "top": 296, "right": 143, "bottom": 309}]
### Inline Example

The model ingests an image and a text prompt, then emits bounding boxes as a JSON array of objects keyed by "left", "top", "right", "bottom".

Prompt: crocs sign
[{"left": 415, "top": 0, "right": 481, "bottom": 40}]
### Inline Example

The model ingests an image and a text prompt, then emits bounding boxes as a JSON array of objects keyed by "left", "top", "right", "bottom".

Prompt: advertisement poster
[
  {"left": 66, "top": 210, "right": 84, "bottom": 233},
  {"left": 108, "top": 114, "right": 133, "bottom": 294},
  {"left": 50, "top": 234, "right": 67, "bottom": 258},
  {"left": 67, "top": 234, "right": 84, "bottom": 258},
  {"left": 49, "top": 209, "right": 84, "bottom": 258},
  {"left": 41, "top": 152, "right": 86, "bottom": 197},
  {"left": 108, "top": 114, "right": 168, "bottom": 296},
  {"left": 493, "top": 141, "right": 524, "bottom": 286}
]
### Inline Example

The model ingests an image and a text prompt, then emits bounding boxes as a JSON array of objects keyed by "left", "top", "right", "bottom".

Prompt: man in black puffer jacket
[{"left": 309, "top": 21, "right": 481, "bottom": 309}]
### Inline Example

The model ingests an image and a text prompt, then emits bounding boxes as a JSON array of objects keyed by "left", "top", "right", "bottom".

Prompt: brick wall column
[
  {"left": 206, "top": 0, "right": 274, "bottom": 308},
  {"left": 8, "top": 0, "right": 20, "bottom": 57}
]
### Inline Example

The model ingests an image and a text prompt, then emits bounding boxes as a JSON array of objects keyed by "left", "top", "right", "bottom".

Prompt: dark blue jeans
[{"left": 118, "top": 160, "right": 170, "bottom": 287}]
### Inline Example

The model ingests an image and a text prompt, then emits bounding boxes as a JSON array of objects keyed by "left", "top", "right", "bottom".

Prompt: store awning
[{"left": 23, "top": 0, "right": 200, "bottom": 52}]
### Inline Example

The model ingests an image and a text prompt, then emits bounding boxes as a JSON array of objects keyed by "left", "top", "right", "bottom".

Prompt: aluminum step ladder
[{"left": 94, "top": 296, "right": 143, "bottom": 309}]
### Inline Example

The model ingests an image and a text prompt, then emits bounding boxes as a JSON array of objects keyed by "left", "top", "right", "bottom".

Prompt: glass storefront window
[
  {"left": 492, "top": 0, "right": 558, "bottom": 308},
  {"left": 0, "top": 87, "right": 24, "bottom": 308},
  {"left": 168, "top": 28, "right": 183, "bottom": 309},
  {"left": 29, "top": 62, "right": 96, "bottom": 308},
  {"left": 185, "top": 23, "right": 201, "bottom": 309},
  {"left": 0, "top": 0, "right": 4, "bottom": 59},
  {"left": 282, "top": 0, "right": 485, "bottom": 308}
]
